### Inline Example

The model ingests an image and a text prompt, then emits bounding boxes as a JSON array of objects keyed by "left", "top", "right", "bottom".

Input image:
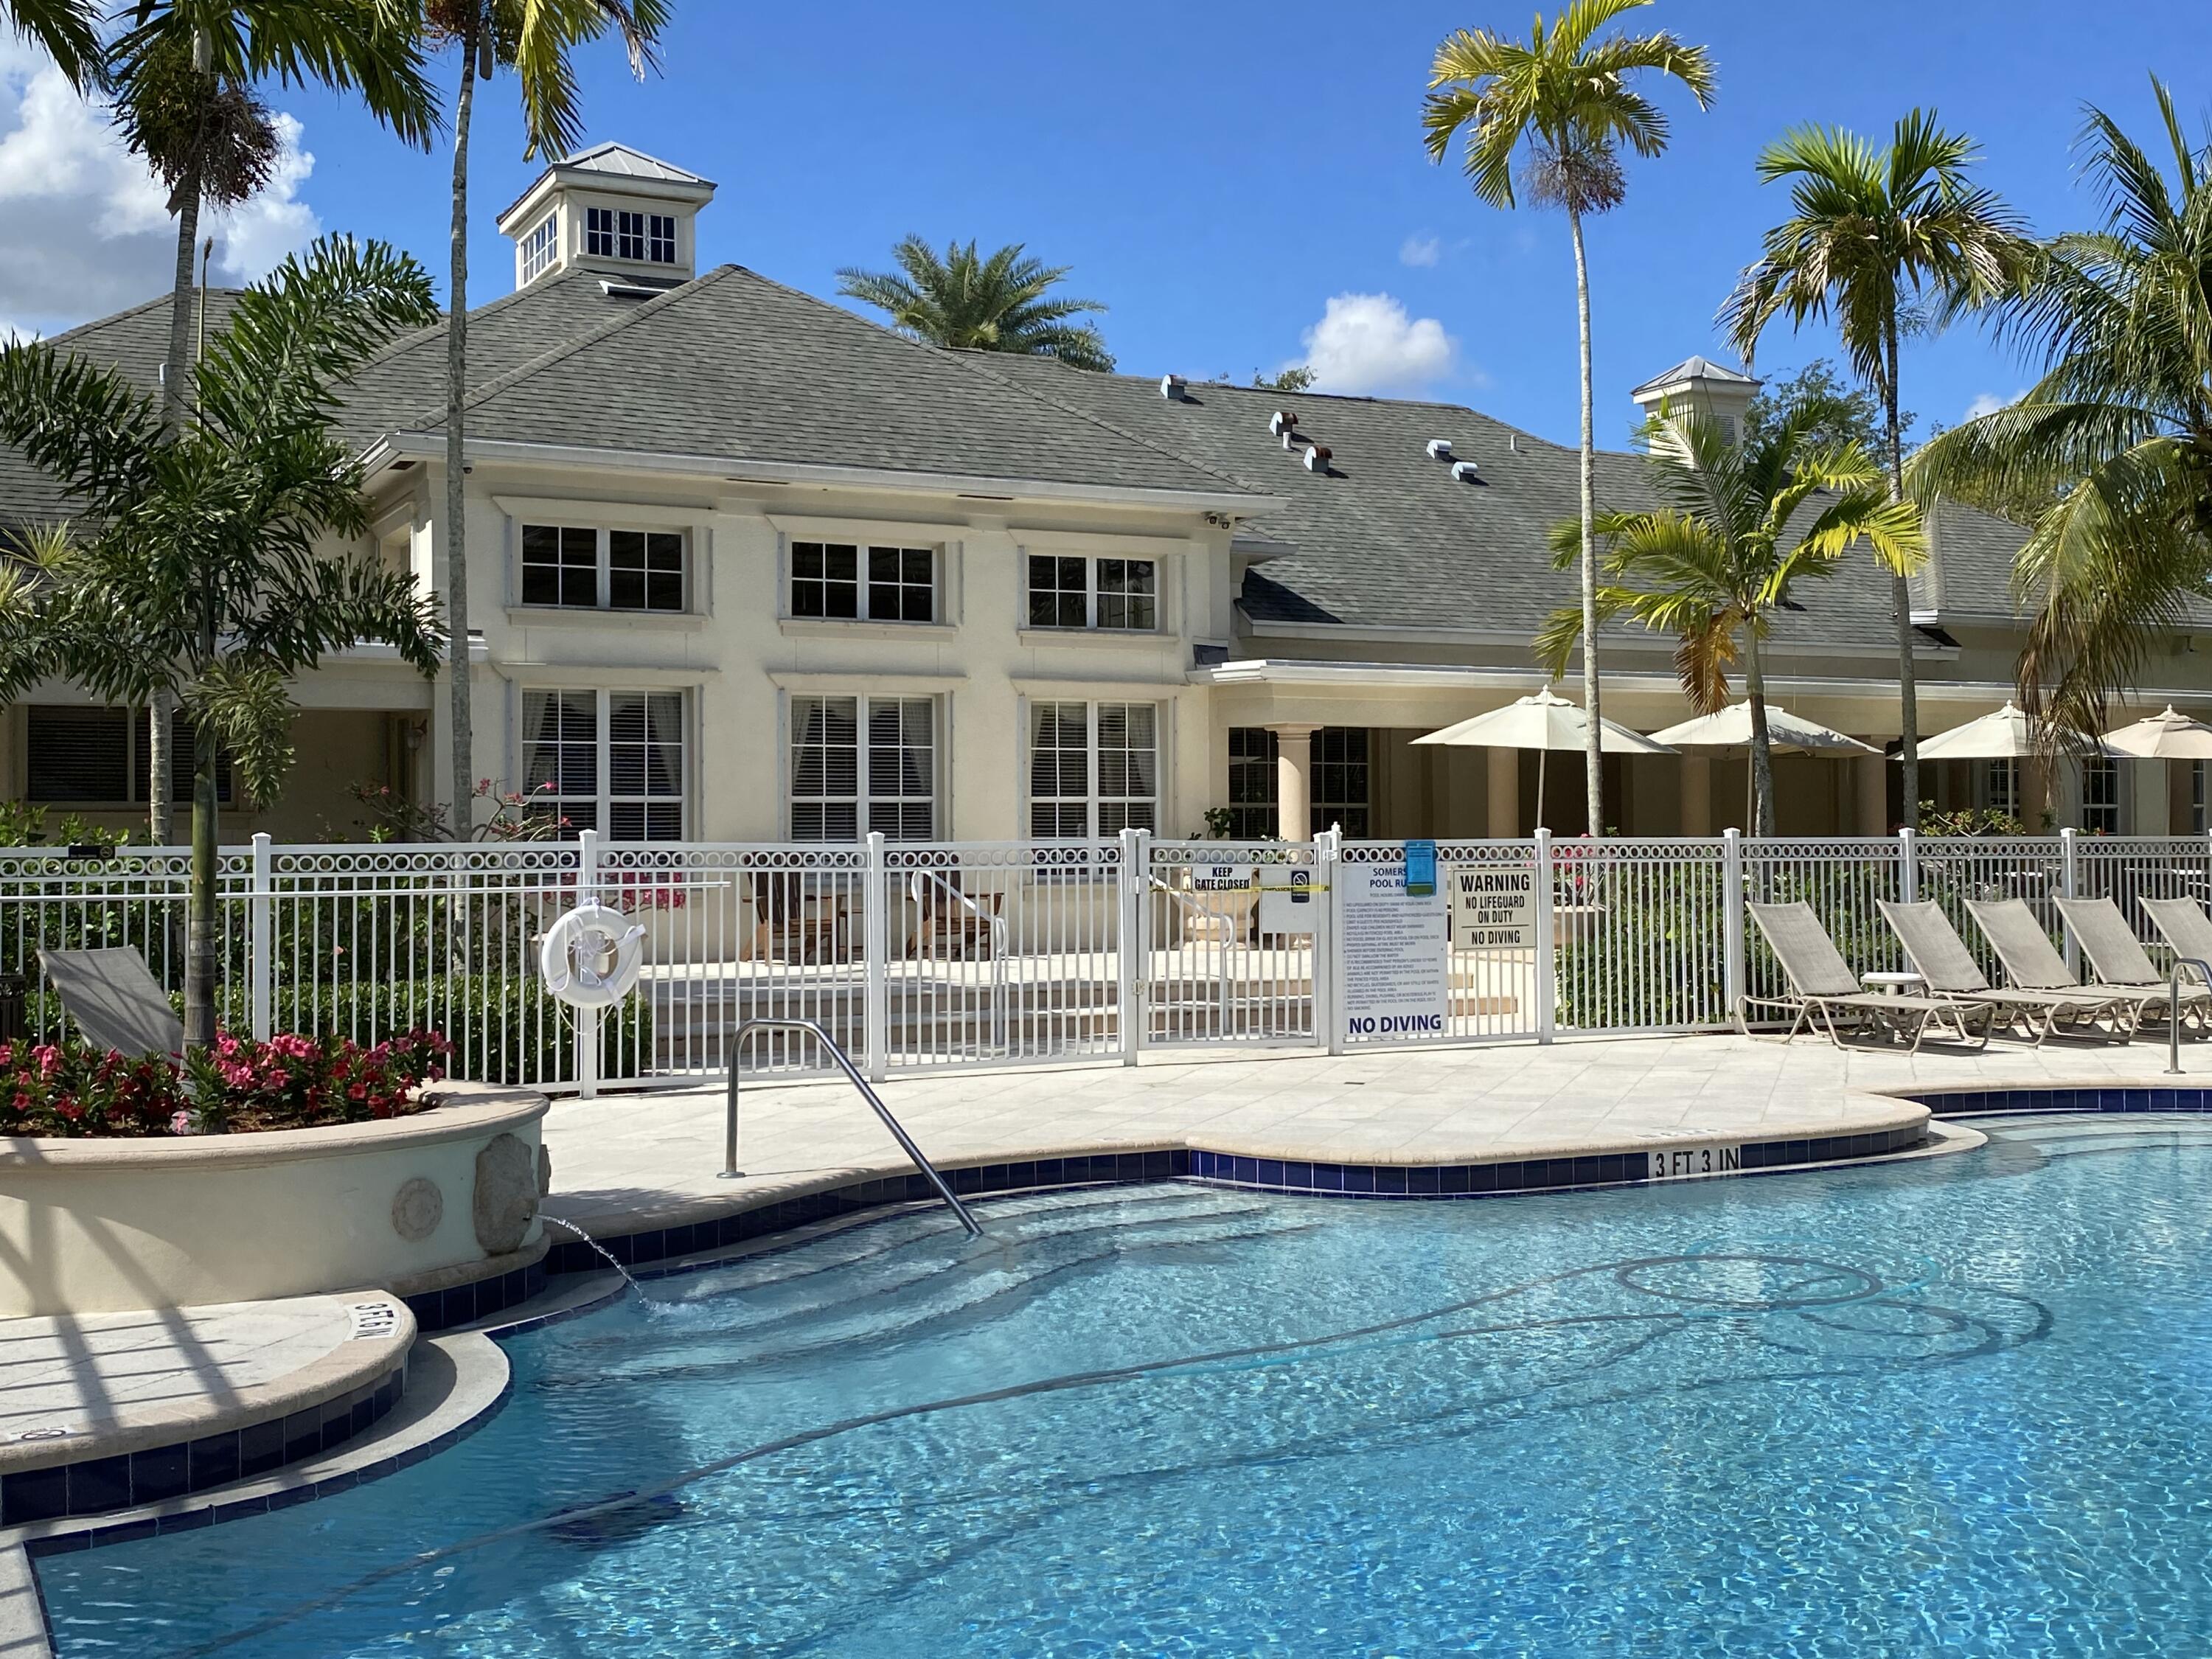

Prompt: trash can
[{"left": 0, "top": 974, "right": 25, "bottom": 1046}]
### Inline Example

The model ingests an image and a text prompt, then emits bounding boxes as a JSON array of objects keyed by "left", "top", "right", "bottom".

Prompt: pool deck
[{"left": 537, "top": 1029, "right": 2212, "bottom": 1239}]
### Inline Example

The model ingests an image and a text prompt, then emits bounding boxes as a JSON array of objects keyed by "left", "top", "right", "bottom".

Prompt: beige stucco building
[{"left": 5, "top": 143, "right": 2210, "bottom": 847}]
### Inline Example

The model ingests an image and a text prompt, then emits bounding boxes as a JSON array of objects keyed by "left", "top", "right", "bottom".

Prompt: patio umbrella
[
  {"left": 1413, "top": 687, "right": 1675, "bottom": 832},
  {"left": 2102, "top": 705, "right": 2212, "bottom": 759},
  {"left": 1914, "top": 701, "right": 2112, "bottom": 760},
  {"left": 1650, "top": 702, "right": 1879, "bottom": 830}
]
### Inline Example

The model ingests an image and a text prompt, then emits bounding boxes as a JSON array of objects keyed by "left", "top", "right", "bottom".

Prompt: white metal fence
[{"left": 6, "top": 827, "right": 2211, "bottom": 1088}]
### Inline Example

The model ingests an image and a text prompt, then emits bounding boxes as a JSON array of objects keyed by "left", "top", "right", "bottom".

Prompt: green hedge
[{"left": 16, "top": 975, "right": 650, "bottom": 1089}]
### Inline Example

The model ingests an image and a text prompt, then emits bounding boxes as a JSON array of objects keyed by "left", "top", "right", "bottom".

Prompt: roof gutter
[
  {"left": 361, "top": 431, "right": 1282, "bottom": 518},
  {"left": 1188, "top": 658, "right": 2060, "bottom": 702}
]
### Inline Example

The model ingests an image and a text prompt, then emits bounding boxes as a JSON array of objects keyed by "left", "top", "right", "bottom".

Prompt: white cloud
[
  {"left": 0, "top": 41, "right": 321, "bottom": 338},
  {"left": 1964, "top": 389, "right": 2028, "bottom": 421},
  {"left": 1295, "top": 292, "right": 1459, "bottom": 395},
  {"left": 1399, "top": 233, "right": 1441, "bottom": 268}
]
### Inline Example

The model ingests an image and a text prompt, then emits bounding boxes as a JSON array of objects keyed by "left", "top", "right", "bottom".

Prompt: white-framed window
[
  {"left": 1029, "top": 700, "right": 1158, "bottom": 838},
  {"left": 1026, "top": 554, "right": 1156, "bottom": 632},
  {"left": 788, "top": 541, "right": 936, "bottom": 623},
  {"left": 1982, "top": 758, "right": 2020, "bottom": 821},
  {"left": 1312, "top": 727, "right": 1371, "bottom": 838},
  {"left": 1226, "top": 726, "right": 1279, "bottom": 839},
  {"left": 585, "top": 207, "right": 678, "bottom": 265},
  {"left": 25, "top": 707, "right": 232, "bottom": 806},
  {"left": 519, "top": 215, "right": 558, "bottom": 283},
  {"left": 788, "top": 695, "right": 936, "bottom": 841},
  {"left": 520, "top": 523, "right": 687, "bottom": 612},
  {"left": 522, "top": 689, "right": 686, "bottom": 840},
  {"left": 2081, "top": 755, "right": 2121, "bottom": 834}
]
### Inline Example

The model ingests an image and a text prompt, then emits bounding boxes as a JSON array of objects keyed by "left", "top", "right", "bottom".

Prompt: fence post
[
  {"left": 2061, "top": 826, "right": 2080, "bottom": 975},
  {"left": 1321, "top": 829, "right": 1347, "bottom": 1056},
  {"left": 1898, "top": 827, "right": 1919, "bottom": 905},
  {"left": 248, "top": 832, "right": 273, "bottom": 1042},
  {"left": 864, "top": 831, "right": 888, "bottom": 1082},
  {"left": 1534, "top": 829, "right": 1556, "bottom": 1044},
  {"left": 1721, "top": 827, "right": 1745, "bottom": 1033},
  {"left": 1118, "top": 827, "right": 1144, "bottom": 1065},
  {"left": 1312, "top": 829, "right": 1338, "bottom": 1054},
  {"left": 574, "top": 828, "right": 599, "bottom": 1100}
]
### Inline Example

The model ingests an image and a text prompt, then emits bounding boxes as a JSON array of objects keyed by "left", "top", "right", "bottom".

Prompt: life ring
[{"left": 540, "top": 901, "right": 647, "bottom": 1007}]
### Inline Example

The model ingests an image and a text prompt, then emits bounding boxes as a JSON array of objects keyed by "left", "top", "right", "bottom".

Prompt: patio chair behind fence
[{"left": 2, "top": 829, "right": 2208, "bottom": 1087}]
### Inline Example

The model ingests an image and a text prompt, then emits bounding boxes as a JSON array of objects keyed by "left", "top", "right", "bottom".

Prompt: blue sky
[{"left": 7, "top": 1, "right": 2211, "bottom": 448}]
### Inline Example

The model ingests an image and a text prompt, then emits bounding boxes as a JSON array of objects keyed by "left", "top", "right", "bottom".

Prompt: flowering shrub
[{"left": 0, "top": 1029, "right": 453, "bottom": 1139}]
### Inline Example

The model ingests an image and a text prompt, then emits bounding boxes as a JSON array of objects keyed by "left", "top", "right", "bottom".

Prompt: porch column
[
  {"left": 2133, "top": 755, "right": 2170, "bottom": 836},
  {"left": 1680, "top": 755, "right": 1711, "bottom": 836},
  {"left": 1486, "top": 745, "right": 1519, "bottom": 838},
  {"left": 1272, "top": 723, "right": 1320, "bottom": 839},
  {"left": 1857, "top": 754, "right": 1888, "bottom": 835}
]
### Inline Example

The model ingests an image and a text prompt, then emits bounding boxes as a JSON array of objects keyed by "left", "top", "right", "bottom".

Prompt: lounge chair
[
  {"left": 1967, "top": 897, "right": 2181, "bottom": 1038},
  {"left": 35, "top": 947, "right": 184, "bottom": 1057},
  {"left": 1877, "top": 899, "right": 2130, "bottom": 1045},
  {"left": 1747, "top": 900, "right": 1992, "bottom": 1051},
  {"left": 2054, "top": 895, "right": 2212, "bottom": 1031},
  {"left": 2138, "top": 895, "right": 2212, "bottom": 988}
]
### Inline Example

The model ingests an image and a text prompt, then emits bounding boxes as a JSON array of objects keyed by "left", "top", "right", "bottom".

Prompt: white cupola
[
  {"left": 495, "top": 142, "right": 717, "bottom": 291},
  {"left": 1629, "top": 355, "right": 1762, "bottom": 448}
]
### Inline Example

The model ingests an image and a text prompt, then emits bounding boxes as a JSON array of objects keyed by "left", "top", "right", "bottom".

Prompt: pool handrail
[
  {"left": 2169, "top": 957, "right": 2212, "bottom": 1077},
  {"left": 718, "top": 1016, "right": 984, "bottom": 1237}
]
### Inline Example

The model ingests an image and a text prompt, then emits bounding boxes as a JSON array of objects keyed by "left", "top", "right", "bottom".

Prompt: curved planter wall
[{"left": 0, "top": 1085, "right": 549, "bottom": 1318}]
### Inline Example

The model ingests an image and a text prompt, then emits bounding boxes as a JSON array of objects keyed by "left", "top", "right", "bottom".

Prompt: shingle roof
[
  {"left": 966, "top": 355, "right": 2031, "bottom": 654},
  {"left": 1630, "top": 355, "right": 1760, "bottom": 397},
  {"left": 388, "top": 264, "right": 1258, "bottom": 498}
]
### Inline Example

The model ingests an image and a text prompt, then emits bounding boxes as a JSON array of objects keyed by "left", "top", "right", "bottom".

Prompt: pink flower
[{"left": 169, "top": 1110, "right": 195, "bottom": 1135}]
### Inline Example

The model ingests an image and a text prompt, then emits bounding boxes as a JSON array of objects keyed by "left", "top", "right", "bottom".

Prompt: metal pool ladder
[
  {"left": 2167, "top": 956, "right": 2212, "bottom": 1077},
  {"left": 719, "top": 1016, "right": 984, "bottom": 1237}
]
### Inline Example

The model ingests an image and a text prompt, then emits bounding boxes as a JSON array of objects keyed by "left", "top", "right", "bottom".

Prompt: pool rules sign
[{"left": 1340, "top": 858, "right": 1450, "bottom": 1038}]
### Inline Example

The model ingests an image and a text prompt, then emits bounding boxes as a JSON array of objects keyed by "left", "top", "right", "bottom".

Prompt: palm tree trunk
[
  {"left": 1745, "top": 630, "right": 1776, "bottom": 838},
  {"left": 150, "top": 167, "right": 202, "bottom": 846},
  {"left": 1569, "top": 206, "right": 1603, "bottom": 837},
  {"left": 183, "top": 615, "right": 218, "bottom": 1050},
  {"left": 1883, "top": 318, "right": 1919, "bottom": 830},
  {"left": 444, "top": 41, "right": 477, "bottom": 837}
]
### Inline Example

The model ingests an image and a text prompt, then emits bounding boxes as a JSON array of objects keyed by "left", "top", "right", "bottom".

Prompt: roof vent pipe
[
  {"left": 1304, "top": 445, "right": 1332, "bottom": 473},
  {"left": 1452, "top": 459, "right": 1481, "bottom": 482},
  {"left": 1270, "top": 410, "right": 1298, "bottom": 437},
  {"left": 1160, "top": 374, "right": 1187, "bottom": 401},
  {"left": 1426, "top": 438, "right": 1453, "bottom": 461},
  {"left": 1281, "top": 431, "right": 1301, "bottom": 451}
]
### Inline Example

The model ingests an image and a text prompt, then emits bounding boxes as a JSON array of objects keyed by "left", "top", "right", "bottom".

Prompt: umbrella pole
[{"left": 1535, "top": 745, "right": 1547, "bottom": 835}]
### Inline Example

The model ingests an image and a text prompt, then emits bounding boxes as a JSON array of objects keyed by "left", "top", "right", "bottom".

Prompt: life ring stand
[{"left": 539, "top": 900, "right": 647, "bottom": 1007}]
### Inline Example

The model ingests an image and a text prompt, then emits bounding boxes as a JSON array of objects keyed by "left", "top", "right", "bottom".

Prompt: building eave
[{"left": 364, "top": 431, "right": 1284, "bottom": 518}]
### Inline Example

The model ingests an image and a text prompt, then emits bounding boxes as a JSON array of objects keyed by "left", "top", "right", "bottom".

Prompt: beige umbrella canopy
[
  {"left": 1649, "top": 702, "right": 1879, "bottom": 757},
  {"left": 1413, "top": 688, "right": 1674, "bottom": 832},
  {"left": 2103, "top": 706, "right": 2212, "bottom": 759},
  {"left": 1915, "top": 702, "right": 2112, "bottom": 760},
  {"left": 1652, "top": 703, "right": 1879, "bottom": 830}
]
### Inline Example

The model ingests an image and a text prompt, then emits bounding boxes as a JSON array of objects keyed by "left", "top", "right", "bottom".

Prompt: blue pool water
[{"left": 36, "top": 1117, "right": 2212, "bottom": 1655}]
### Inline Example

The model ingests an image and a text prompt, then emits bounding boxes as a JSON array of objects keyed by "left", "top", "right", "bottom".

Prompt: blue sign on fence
[{"left": 1404, "top": 838, "right": 1437, "bottom": 898}]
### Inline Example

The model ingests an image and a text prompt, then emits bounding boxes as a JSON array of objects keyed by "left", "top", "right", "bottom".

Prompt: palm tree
[
  {"left": 108, "top": 0, "right": 438, "bottom": 843},
  {"left": 1424, "top": 0, "right": 1714, "bottom": 838},
  {"left": 1911, "top": 82, "right": 2212, "bottom": 741},
  {"left": 1722, "top": 111, "right": 2032, "bottom": 823},
  {"left": 1536, "top": 408, "right": 1923, "bottom": 834},
  {"left": 421, "top": 0, "right": 669, "bottom": 835},
  {"left": 0, "top": 238, "right": 447, "bottom": 1048},
  {"left": 4, "top": 0, "right": 102, "bottom": 87},
  {"left": 836, "top": 237, "right": 1115, "bottom": 370}
]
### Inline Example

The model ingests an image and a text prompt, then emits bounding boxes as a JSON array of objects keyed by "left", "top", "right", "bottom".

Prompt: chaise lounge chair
[
  {"left": 1877, "top": 899, "right": 2130, "bottom": 1046},
  {"left": 1747, "top": 900, "right": 1992, "bottom": 1051},
  {"left": 35, "top": 947, "right": 185, "bottom": 1057},
  {"left": 2138, "top": 895, "right": 2212, "bottom": 990},
  {"left": 1966, "top": 897, "right": 2188, "bottom": 1039},
  {"left": 2054, "top": 895, "right": 2212, "bottom": 1032}
]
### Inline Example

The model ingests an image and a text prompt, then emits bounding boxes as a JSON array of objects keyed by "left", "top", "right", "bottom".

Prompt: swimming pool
[{"left": 36, "top": 1116, "right": 2212, "bottom": 1655}]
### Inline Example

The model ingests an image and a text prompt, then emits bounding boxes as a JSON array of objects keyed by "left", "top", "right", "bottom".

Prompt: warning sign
[{"left": 1449, "top": 864, "right": 1537, "bottom": 950}]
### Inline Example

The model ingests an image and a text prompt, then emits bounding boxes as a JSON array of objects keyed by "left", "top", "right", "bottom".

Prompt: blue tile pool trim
[
  {"left": 1913, "top": 1086, "right": 2212, "bottom": 1116},
  {"left": 541, "top": 1124, "right": 1929, "bottom": 1277},
  {"left": 399, "top": 1259, "right": 546, "bottom": 1336},
  {"left": 0, "top": 1365, "right": 404, "bottom": 1531}
]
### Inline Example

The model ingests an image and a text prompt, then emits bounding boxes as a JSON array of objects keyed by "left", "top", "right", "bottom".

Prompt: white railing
[{"left": 6, "top": 827, "right": 2212, "bottom": 1087}]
